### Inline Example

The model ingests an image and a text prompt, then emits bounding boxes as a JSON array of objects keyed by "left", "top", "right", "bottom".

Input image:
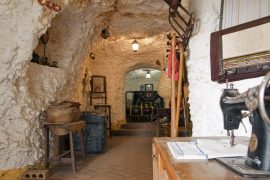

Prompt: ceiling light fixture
[
  {"left": 101, "top": 28, "right": 110, "bottom": 39},
  {"left": 131, "top": 39, "right": 139, "bottom": 52},
  {"left": 146, "top": 71, "right": 151, "bottom": 79}
]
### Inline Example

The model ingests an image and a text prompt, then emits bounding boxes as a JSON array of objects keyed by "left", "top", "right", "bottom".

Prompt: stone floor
[{"left": 50, "top": 136, "right": 153, "bottom": 180}]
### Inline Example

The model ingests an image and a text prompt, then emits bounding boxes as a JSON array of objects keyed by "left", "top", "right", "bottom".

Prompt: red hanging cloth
[{"left": 168, "top": 47, "right": 179, "bottom": 81}]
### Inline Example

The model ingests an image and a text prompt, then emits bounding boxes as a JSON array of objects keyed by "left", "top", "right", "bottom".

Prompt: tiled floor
[{"left": 50, "top": 136, "right": 153, "bottom": 180}]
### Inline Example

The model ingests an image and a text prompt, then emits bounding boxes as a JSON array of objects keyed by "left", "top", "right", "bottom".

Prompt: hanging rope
[{"left": 219, "top": 0, "right": 225, "bottom": 30}]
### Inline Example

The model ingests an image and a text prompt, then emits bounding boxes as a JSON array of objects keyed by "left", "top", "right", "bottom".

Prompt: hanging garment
[
  {"left": 84, "top": 71, "right": 92, "bottom": 92},
  {"left": 168, "top": 47, "right": 179, "bottom": 81}
]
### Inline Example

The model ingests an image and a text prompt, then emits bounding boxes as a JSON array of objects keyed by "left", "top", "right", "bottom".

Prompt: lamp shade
[{"left": 132, "top": 39, "right": 139, "bottom": 52}]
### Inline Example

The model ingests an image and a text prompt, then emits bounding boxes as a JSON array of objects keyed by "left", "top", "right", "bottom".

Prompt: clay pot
[
  {"left": 47, "top": 106, "right": 77, "bottom": 124},
  {"left": 101, "top": 29, "right": 110, "bottom": 39},
  {"left": 62, "top": 101, "right": 81, "bottom": 109},
  {"left": 47, "top": 101, "right": 81, "bottom": 135},
  {"left": 38, "top": 0, "right": 47, "bottom": 5},
  {"left": 89, "top": 52, "right": 95, "bottom": 59},
  {"left": 45, "top": 1, "right": 54, "bottom": 9},
  {"left": 52, "top": 4, "right": 61, "bottom": 12},
  {"left": 41, "top": 31, "right": 49, "bottom": 44},
  {"left": 51, "top": 109, "right": 81, "bottom": 135}
]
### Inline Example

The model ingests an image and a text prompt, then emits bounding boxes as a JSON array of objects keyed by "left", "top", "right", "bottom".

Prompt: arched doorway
[{"left": 124, "top": 68, "right": 164, "bottom": 122}]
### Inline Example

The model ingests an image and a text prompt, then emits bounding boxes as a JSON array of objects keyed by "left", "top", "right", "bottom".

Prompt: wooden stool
[{"left": 44, "top": 121, "right": 86, "bottom": 173}]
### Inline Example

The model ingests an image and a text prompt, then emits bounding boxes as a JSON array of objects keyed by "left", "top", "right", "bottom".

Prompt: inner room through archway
[{"left": 125, "top": 68, "right": 163, "bottom": 122}]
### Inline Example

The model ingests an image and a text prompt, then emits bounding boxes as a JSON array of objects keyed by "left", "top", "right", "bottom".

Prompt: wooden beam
[
  {"left": 175, "top": 44, "right": 184, "bottom": 134},
  {"left": 171, "top": 33, "right": 177, "bottom": 137}
]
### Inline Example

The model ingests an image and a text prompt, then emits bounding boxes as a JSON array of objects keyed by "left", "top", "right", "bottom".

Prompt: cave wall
[
  {"left": 88, "top": 0, "right": 172, "bottom": 126},
  {"left": 0, "top": 0, "right": 171, "bottom": 169},
  {"left": 33, "top": 4, "right": 99, "bottom": 107},
  {"left": 0, "top": 0, "right": 109, "bottom": 170},
  {"left": 3, "top": 0, "right": 268, "bottom": 171},
  {"left": 92, "top": 47, "right": 163, "bottom": 126},
  {"left": 0, "top": 0, "right": 59, "bottom": 170},
  {"left": 187, "top": 0, "right": 269, "bottom": 136}
]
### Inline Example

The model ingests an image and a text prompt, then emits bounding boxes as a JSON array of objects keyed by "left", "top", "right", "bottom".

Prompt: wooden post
[
  {"left": 171, "top": 33, "right": 177, "bottom": 137},
  {"left": 175, "top": 44, "right": 185, "bottom": 132},
  {"left": 69, "top": 132, "right": 76, "bottom": 173}
]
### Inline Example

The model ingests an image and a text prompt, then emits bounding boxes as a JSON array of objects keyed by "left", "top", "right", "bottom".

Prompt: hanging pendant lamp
[{"left": 132, "top": 39, "right": 139, "bottom": 52}]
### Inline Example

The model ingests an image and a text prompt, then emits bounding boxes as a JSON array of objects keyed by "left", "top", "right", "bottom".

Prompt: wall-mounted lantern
[
  {"left": 131, "top": 39, "right": 139, "bottom": 52},
  {"left": 146, "top": 71, "right": 151, "bottom": 79}
]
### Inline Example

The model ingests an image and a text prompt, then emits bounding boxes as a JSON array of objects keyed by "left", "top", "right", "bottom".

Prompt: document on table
[
  {"left": 167, "top": 139, "right": 248, "bottom": 160},
  {"left": 167, "top": 141, "right": 207, "bottom": 160}
]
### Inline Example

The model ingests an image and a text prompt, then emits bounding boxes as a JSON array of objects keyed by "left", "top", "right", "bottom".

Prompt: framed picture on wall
[
  {"left": 145, "top": 84, "right": 153, "bottom": 91},
  {"left": 91, "top": 76, "right": 106, "bottom": 93}
]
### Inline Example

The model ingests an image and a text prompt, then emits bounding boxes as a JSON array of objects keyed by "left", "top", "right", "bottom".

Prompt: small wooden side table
[{"left": 44, "top": 121, "right": 86, "bottom": 173}]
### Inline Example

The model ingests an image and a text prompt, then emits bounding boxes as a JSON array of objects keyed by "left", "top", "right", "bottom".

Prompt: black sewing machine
[{"left": 218, "top": 73, "right": 270, "bottom": 177}]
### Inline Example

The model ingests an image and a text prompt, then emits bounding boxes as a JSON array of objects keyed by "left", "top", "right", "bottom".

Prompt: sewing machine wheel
[{"left": 258, "top": 71, "right": 270, "bottom": 126}]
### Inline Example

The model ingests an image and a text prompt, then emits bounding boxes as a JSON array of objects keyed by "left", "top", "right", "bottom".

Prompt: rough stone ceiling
[
  {"left": 88, "top": 0, "right": 189, "bottom": 59},
  {"left": 108, "top": 0, "right": 170, "bottom": 39},
  {"left": 48, "top": 0, "right": 189, "bottom": 62}
]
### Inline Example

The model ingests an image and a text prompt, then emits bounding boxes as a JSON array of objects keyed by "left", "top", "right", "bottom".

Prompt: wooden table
[
  {"left": 152, "top": 137, "right": 268, "bottom": 180},
  {"left": 44, "top": 121, "right": 86, "bottom": 173}
]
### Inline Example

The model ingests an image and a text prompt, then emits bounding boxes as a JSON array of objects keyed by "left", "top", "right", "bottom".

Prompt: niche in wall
[
  {"left": 32, "top": 22, "right": 60, "bottom": 68},
  {"left": 32, "top": 8, "right": 81, "bottom": 69},
  {"left": 31, "top": 30, "right": 59, "bottom": 67}
]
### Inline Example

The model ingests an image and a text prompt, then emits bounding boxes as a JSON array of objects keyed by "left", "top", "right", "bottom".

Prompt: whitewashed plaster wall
[
  {"left": 187, "top": 0, "right": 267, "bottom": 136},
  {"left": 222, "top": 0, "right": 270, "bottom": 29},
  {"left": 0, "top": 0, "right": 170, "bottom": 169},
  {"left": 33, "top": 4, "right": 101, "bottom": 107},
  {"left": 0, "top": 0, "right": 60, "bottom": 170},
  {"left": 0, "top": 0, "right": 110, "bottom": 170},
  {"left": 5, "top": 0, "right": 268, "bottom": 170}
]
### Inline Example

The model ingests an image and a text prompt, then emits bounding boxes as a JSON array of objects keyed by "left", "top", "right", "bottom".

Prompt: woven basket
[
  {"left": 47, "top": 106, "right": 76, "bottom": 124},
  {"left": 158, "top": 71, "right": 173, "bottom": 98},
  {"left": 47, "top": 102, "right": 81, "bottom": 135}
]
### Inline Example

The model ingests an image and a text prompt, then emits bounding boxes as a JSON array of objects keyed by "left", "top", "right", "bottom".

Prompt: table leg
[
  {"left": 108, "top": 107, "right": 112, "bottom": 138},
  {"left": 45, "top": 126, "right": 49, "bottom": 170},
  {"left": 69, "top": 132, "right": 76, "bottom": 173},
  {"left": 79, "top": 129, "right": 85, "bottom": 159},
  {"left": 152, "top": 143, "right": 158, "bottom": 180}
]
